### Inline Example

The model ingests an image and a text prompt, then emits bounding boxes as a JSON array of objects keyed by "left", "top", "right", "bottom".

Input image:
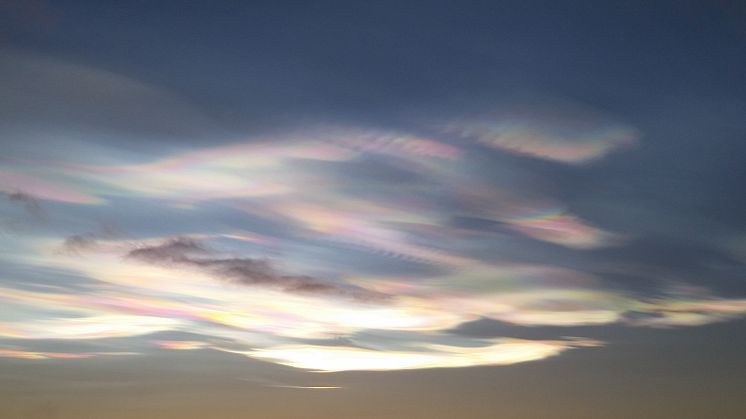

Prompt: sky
[{"left": 1, "top": 1, "right": 746, "bottom": 418}]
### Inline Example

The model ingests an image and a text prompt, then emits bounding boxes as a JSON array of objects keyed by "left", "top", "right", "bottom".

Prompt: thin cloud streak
[
  {"left": 0, "top": 347, "right": 137, "bottom": 360},
  {"left": 441, "top": 101, "right": 639, "bottom": 164},
  {"left": 127, "top": 238, "right": 387, "bottom": 301},
  {"left": 246, "top": 338, "right": 603, "bottom": 372}
]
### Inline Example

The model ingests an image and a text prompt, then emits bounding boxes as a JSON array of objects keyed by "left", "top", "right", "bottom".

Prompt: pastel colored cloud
[
  {"left": 469, "top": 123, "right": 636, "bottom": 163},
  {"left": 630, "top": 298, "right": 746, "bottom": 327},
  {"left": 0, "top": 170, "right": 102, "bottom": 204},
  {"left": 504, "top": 208, "right": 622, "bottom": 249},
  {"left": 0, "top": 127, "right": 460, "bottom": 207},
  {"left": 0, "top": 347, "right": 136, "bottom": 360},
  {"left": 4, "top": 92, "right": 746, "bottom": 375},
  {"left": 154, "top": 340, "right": 209, "bottom": 350},
  {"left": 442, "top": 102, "right": 639, "bottom": 164},
  {"left": 3, "top": 233, "right": 746, "bottom": 371},
  {"left": 2, "top": 119, "right": 620, "bottom": 252},
  {"left": 0, "top": 312, "right": 183, "bottom": 340},
  {"left": 245, "top": 338, "right": 602, "bottom": 372}
]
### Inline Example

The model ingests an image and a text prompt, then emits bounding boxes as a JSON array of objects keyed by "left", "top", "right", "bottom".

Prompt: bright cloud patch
[
  {"left": 246, "top": 338, "right": 602, "bottom": 372},
  {"left": 2, "top": 87, "right": 746, "bottom": 373}
]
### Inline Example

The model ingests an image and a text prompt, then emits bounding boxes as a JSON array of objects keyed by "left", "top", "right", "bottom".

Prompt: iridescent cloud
[
  {"left": 245, "top": 338, "right": 602, "bottom": 372},
  {"left": 442, "top": 102, "right": 639, "bottom": 164},
  {"left": 3, "top": 233, "right": 746, "bottom": 371},
  {"left": 630, "top": 298, "right": 746, "bottom": 327},
  {"left": 0, "top": 347, "right": 137, "bottom": 360},
  {"left": 0, "top": 170, "right": 102, "bottom": 204},
  {"left": 504, "top": 208, "right": 622, "bottom": 249},
  {"left": 154, "top": 340, "right": 209, "bottom": 350},
  {"left": 4, "top": 100, "right": 746, "bottom": 374},
  {"left": 0, "top": 127, "right": 460, "bottom": 206}
]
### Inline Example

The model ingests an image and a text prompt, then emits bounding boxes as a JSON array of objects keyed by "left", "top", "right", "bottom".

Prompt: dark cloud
[
  {"left": 59, "top": 234, "right": 100, "bottom": 255},
  {"left": 58, "top": 223, "right": 121, "bottom": 255},
  {"left": 126, "top": 237, "right": 209, "bottom": 263},
  {"left": 126, "top": 238, "right": 385, "bottom": 301},
  {"left": 5, "top": 190, "right": 44, "bottom": 219}
]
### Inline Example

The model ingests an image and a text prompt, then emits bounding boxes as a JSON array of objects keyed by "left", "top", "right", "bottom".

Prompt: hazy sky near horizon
[{"left": 1, "top": 1, "right": 746, "bottom": 418}]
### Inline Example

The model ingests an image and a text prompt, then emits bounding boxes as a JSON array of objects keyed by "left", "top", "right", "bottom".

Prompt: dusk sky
[{"left": 2, "top": 1, "right": 746, "bottom": 418}]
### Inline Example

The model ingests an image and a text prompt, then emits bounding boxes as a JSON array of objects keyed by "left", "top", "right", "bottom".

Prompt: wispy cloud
[
  {"left": 2, "top": 233, "right": 746, "bottom": 371},
  {"left": 6, "top": 190, "right": 44, "bottom": 218},
  {"left": 504, "top": 209, "right": 623, "bottom": 249},
  {"left": 0, "top": 169, "right": 102, "bottom": 204},
  {"left": 0, "top": 347, "right": 137, "bottom": 360},
  {"left": 441, "top": 101, "right": 639, "bottom": 164},
  {"left": 154, "top": 340, "right": 209, "bottom": 350},
  {"left": 127, "top": 238, "right": 386, "bottom": 300},
  {"left": 2, "top": 53, "right": 746, "bottom": 375},
  {"left": 245, "top": 338, "right": 602, "bottom": 372},
  {"left": 59, "top": 225, "right": 119, "bottom": 255}
]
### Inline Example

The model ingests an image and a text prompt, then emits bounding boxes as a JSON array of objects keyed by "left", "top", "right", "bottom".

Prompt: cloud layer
[{"left": 2, "top": 51, "right": 746, "bottom": 373}]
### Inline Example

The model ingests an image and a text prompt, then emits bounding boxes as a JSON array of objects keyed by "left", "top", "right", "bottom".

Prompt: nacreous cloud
[
  {"left": 441, "top": 100, "right": 639, "bottom": 164},
  {"left": 2, "top": 60, "right": 745, "bottom": 374},
  {"left": 245, "top": 338, "right": 602, "bottom": 372}
]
